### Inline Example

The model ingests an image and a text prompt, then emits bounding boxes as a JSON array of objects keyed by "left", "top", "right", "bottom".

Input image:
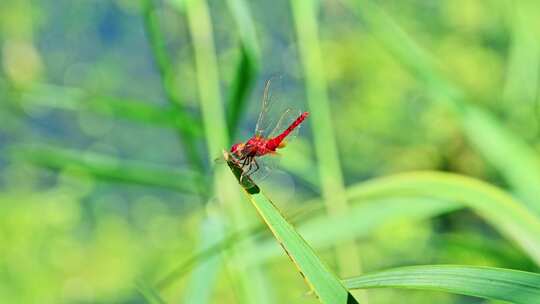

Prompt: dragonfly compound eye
[{"left": 230, "top": 143, "right": 245, "bottom": 156}]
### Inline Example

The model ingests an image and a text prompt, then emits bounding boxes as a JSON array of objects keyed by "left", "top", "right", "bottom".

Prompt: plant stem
[
  {"left": 291, "top": 0, "right": 367, "bottom": 301},
  {"left": 13, "top": 144, "right": 202, "bottom": 193},
  {"left": 140, "top": 0, "right": 205, "bottom": 174},
  {"left": 225, "top": 0, "right": 260, "bottom": 138},
  {"left": 184, "top": 0, "right": 272, "bottom": 302}
]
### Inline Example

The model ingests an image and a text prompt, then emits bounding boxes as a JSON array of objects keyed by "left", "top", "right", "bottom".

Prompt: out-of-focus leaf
[
  {"left": 182, "top": 214, "right": 225, "bottom": 304},
  {"left": 343, "top": 265, "right": 540, "bottom": 304},
  {"left": 226, "top": 46, "right": 258, "bottom": 138},
  {"left": 430, "top": 233, "right": 536, "bottom": 270},
  {"left": 226, "top": 0, "right": 259, "bottom": 58},
  {"left": 503, "top": 1, "right": 540, "bottom": 104},
  {"left": 12, "top": 145, "right": 202, "bottom": 193},
  {"left": 141, "top": 0, "right": 205, "bottom": 172},
  {"left": 225, "top": 0, "right": 260, "bottom": 138},
  {"left": 155, "top": 171, "right": 540, "bottom": 284},
  {"left": 155, "top": 195, "right": 457, "bottom": 287},
  {"left": 184, "top": 0, "right": 272, "bottom": 302},
  {"left": 154, "top": 204, "right": 322, "bottom": 290},
  {"left": 246, "top": 197, "right": 459, "bottom": 265},
  {"left": 135, "top": 281, "right": 166, "bottom": 304},
  {"left": 346, "top": 171, "right": 540, "bottom": 265},
  {"left": 225, "top": 152, "right": 359, "bottom": 304},
  {"left": 18, "top": 83, "right": 202, "bottom": 136},
  {"left": 461, "top": 107, "right": 540, "bottom": 214},
  {"left": 352, "top": 0, "right": 540, "bottom": 215},
  {"left": 291, "top": 0, "right": 363, "bottom": 281}
]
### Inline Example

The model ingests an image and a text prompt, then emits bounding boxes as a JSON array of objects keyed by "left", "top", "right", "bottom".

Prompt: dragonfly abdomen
[{"left": 266, "top": 112, "right": 309, "bottom": 151}]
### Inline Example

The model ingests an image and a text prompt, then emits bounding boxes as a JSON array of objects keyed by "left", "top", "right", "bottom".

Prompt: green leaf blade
[
  {"left": 225, "top": 152, "right": 358, "bottom": 304},
  {"left": 351, "top": 0, "right": 540, "bottom": 215},
  {"left": 343, "top": 265, "right": 540, "bottom": 304},
  {"left": 11, "top": 144, "right": 202, "bottom": 193},
  {"left": 226, "top": 46, "right": 258, "bottom": 138},
  {"left": 346, "top": 171, "right": 540, "bottom": 265}
]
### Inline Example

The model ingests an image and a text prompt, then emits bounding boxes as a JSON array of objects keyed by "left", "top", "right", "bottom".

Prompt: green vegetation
[
  {"left": 1, "top": 0, "right": 540, "bottom": 303},
  {"left": 343, "top": 265, "right": 540, "bottom": 304}
]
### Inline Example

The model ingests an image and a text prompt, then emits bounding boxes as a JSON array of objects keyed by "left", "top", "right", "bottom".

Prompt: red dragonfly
[{"left": 229, "top": 79, "right": 309, "bottom": 179}]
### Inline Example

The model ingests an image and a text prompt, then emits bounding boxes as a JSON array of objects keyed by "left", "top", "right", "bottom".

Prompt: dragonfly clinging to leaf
[{"left": 229, "top": 79, "right": 309, "bottom": 180}]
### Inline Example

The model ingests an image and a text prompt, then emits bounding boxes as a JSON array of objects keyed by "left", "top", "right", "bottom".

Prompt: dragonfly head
[{"left": 230, "top": 142, "right": 246, "bottom": 157}]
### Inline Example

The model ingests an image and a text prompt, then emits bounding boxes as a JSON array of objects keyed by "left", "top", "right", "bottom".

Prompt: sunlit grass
[{"left": 2, "top": 0, "right": 540, "bottom": 303}]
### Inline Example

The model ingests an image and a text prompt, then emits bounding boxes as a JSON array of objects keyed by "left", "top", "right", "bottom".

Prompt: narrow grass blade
[
  {"left": 135, "top": 281, "right": 167, "bottom": 304},
  {"left": 184, "top": 0, "right": 272, "bottom": 302},
  {"left": 141, "top": 0, "right": 205, "bottom": 172},
  {"left": 461, "top": 107, "right": 540, "bottom": 212},
  {"left": 246, "top": 197, "right": 459, "bottom": 265},
  {"left": 155, "top": 196, "right": 458, "bottom": 286},
  {"left": 291, "top": 0, "right": 363, "bottom": 283},
  {"left": 225, "top": 0, "right": 259, "bottom": 58},
  {"left": 350, "top": 0, "right": 463, "bottom": 109},
  {"left": 182, "top": 214, "right": 225, "bottom": 304},
  {"left": 12, "top": 144, "right": 202, "bottom": 193},
  {"left": 154, "top": 205, "right": 322, "bottom": 290},
  {"left": 18, "top": 83, "right": 202, "bottom": 135},
  {"left": 184, "top": 0, "right": 229, "bottom": 155},
  {"left": 351, "top": 0, "right": 540, "bottom": 214},
  {"left": 346, "top": 171, "right": 540, "bottom": 265},
  {"left": 226, "top": 45, "right": 258, "bottom": 138},
  {"left": 155, "top": 170, "right": 540, "bottom": 280},
  {"left": 155, "top": 227, "right": 245, "bottom": 291},
  {"left": 343, "top": 265, "right": 540, "bottom": 304},
  {"left": 503, "top": 1, "right": 540, "bottom": 105},
  {"left": 225, "top": 0, "right": 260, "bottom": 137},
  {"left": 431, "top": 233, "right": 536, "bottom": 270},
  {"left": 224, "top": 152, "right": 359, "bottom": 304}
]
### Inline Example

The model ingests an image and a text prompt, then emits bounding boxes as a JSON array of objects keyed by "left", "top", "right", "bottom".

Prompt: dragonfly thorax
[{"left": 230, "top": 136, "right": 274, "bottom": 160}]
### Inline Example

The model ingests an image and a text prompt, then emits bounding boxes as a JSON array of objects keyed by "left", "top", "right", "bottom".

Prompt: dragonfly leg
[
  {"left": 240, "top": 156, "right": 253, "bottom": 182},
  {"left": 243, "top": 158, "right": 257, "bottom": 181},
  {"left": 245, "top": 160, "right": 255, "bottom": 178},
  {"left": 251, "top": 158, "right": 260, "bottom": 176},
  {"left": 240, "top": 156, "right": 249, "bottom": 168},
  {"left": 243, "top": 157, "right": 260, "bottom": 180}
]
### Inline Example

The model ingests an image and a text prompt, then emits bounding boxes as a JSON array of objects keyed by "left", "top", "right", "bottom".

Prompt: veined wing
[
  {"left": 254, "top": 76, "right": 290, "bottom": 138},
  {"left": 268, "top": 108, "right": 303, "bottom": 143}
]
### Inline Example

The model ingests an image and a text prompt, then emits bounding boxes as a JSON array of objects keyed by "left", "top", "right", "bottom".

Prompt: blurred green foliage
[{"left": 1, "top": 0, "right": 540, "bottom": 303}]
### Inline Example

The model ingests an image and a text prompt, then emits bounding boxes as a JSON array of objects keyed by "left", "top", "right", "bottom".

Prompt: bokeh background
[{"left": 1, "top": 0, "right": 540, "bottom": 303}]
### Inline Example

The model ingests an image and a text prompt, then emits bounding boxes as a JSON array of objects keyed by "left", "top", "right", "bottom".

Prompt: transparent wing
[
  {"left": 254, "top": 79, "right": 273, "bottom": 136},
  {"left": 254, "top": 76, "right": 288, "bottom": 137},
  {"left": 269, "top": 108, "right": 303, "bottom": 144},
  {"left": 247, "top": 153, "right": 281, "bottom": 182},
  {"left": 269, "top": 108, "right": 293, "bottom": 137}
]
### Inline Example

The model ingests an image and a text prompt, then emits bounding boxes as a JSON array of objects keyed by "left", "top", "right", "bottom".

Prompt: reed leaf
[
  {"left": 225, "top": 0, "right": 260, "bottom": 137},
  {"left": 291, "top": 0, "right": 363, "bottom": 283},
  {"left": 224, "top": 152, "right": 359, "bottom": 304},
  {"left": 17, "top": 83, "right": 202, "bottom": 134},
  {"left": 135, "top": 281, "right": 167, "bottom": 304},
  {"left": 11, "top": 144, "right": 202, "bottom": 193},
  {"left": 246, "top": 197, "right": 459, "bottom": 266},
  {"left": 346, "top": 171, "right": 540, "bottom": 264},
  {"left": 503, "top": 1, "right": 540, "bottom": 104},
  {"left": 343, "top": 265, "right": 540, "bottom": 304},
  {"left": 182, "top": 214, "right": 225, "bottom": 304},
  {"left": 352, "top": 0, "right": 540, "bottom": 214},
  {"left": 226, "top": 46, "right": 258, "bottom": 138},
  {"left": 184, "top": 0, "right": 272, "bottom": 302},
  {"left": 141, "top": 0, "right": 205, "bottom": 172},
  {"left": 155, "top": 171, "right": 540, "bottom": 285}
]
